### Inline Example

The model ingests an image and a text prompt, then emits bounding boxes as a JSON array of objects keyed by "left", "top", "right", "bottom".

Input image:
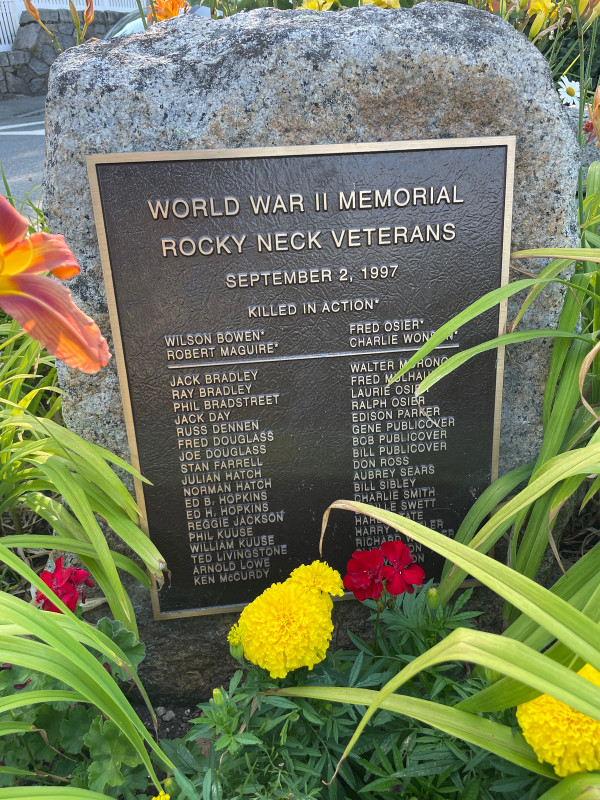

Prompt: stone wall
[{"left": 0, "top": 9, "right": 125, "bottom": 100}]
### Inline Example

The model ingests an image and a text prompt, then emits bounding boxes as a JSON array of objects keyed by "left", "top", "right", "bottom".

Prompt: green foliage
[
  {"left": 0, "top": 407, "right": 167, "bottom": 634},
  {"left": 82, "top": 718, "right": 147, "bottom": 795},
  {"left": 0, "top": 618, "right": 152, "bottom": 797},
  {"left": 272, "top": 498, "right": 600, "bottom": 796},
  {"left": 176, "top": 588, "right": 550, "bottom": 800}
]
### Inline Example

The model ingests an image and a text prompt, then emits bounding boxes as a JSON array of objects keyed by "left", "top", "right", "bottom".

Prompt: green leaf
[
  {"left": 0, "top": 587, "right": 169, "bottom": 792},
  {"left": 537, "top": 773, "right": 600, "bottom": 799},
  {"left": 60, "top": 705, "right": 99, "bottom": 754},
  {"left": 0, "top": 690, "right": 82, "bottom": 715},
  {"left": 84, "top": 717, "right": 141, "bottom": 792},
  {"left": 96, "top": 619, "right": 146, "bottom": 681},
  {"left": 414, "top": 329, "right": 593, "bottom": 396},
  {"left": 0, "top": 790, "right": 116, "bottom": 799},
  {"left": 271, "top": 683, "right": 555, "bottom": 779},
  {"left": 512, "top": 247, "right": 600, "bottom": 262},
  {"left": 322, "top": 496, "right": 600, "bottom": 671},
  {"left": 460, "top": 546, "right": 600, "bottom": 713},
  {"left": 0, "top": 530, "right": 149, "bottom": 588},
  {"left": 435, "top": 442, "right": 600, "bottom": 602},
  {"left": 542, "top": 273, "right": 589, "bottom": 427},
  {"left": 503, "top": 258, "right": 575, "bottom": 332},
  {"left": 388, "top": 276, "right": 578, "bottom": 386},
  {"left": 234, "top": 733, "right": 262, "bottom": 746},
  {"left": 0, "top": 722, "right": 35, "bottom": 737}
]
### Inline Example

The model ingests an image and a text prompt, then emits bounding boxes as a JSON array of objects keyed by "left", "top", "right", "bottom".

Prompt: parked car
[{"left": 104, "top": 4, "right": 218, "bottom": 39}]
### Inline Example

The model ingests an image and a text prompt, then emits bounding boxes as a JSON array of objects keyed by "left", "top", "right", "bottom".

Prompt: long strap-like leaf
[
  {"left": 322, "top": 496, "right": 600, "bottom": 669},
  {"left": 305, "top": 627, "right": 600, "bottom": 783},
  {"left": 270, "top": 684, "right": 556, "bottom": 780}
]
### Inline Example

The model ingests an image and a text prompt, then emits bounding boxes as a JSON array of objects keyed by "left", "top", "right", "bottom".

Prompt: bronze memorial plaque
[{"left": 88, "top": 138, "right": 515, "bottom": 618}]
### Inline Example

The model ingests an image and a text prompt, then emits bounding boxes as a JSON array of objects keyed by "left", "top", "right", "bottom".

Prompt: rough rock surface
[{"left": 43, "top": 4, "right": 579, "bottom": 702}]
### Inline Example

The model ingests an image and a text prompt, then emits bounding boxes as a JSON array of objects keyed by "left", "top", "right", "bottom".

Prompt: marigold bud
[
  {"left": 229, "top": 641, "right": 244, "bottom": 660},
  {"left": 227, "top": 622, "right": 244, "bottom": 660},
  {"left": 24, "top": 0, "right": 40, "bottom": 21},
  {"left": 212, "top": 688, "right": 224, "bottom": 706},
  {"left": 426, "top": 587, "right": 440, "bottom": 610}
]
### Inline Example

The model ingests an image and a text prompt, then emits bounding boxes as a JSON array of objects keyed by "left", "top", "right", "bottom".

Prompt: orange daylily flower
[
  {"left": 147, "top": 0, "right": 189, "bottom": 23},
  {"left": 586, "top": 86, "right": 600, "bottom": 147},
  {"left": 0, "top": 195, "right": 110, "bottom": 374}
]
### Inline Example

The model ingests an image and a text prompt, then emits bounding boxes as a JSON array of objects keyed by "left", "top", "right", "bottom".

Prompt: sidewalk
[
  {"left": 0, "top": 94, "right": 45, "bottom": 207},
  {"left": 0, "top": 93, "right": 45, "bottom": 121}
]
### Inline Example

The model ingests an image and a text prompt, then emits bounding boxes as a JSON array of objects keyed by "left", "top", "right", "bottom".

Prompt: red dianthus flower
[
  {"left": 381, "top": 539, "right": 425, "bottom": 595},
  {"left": 343, "top": 548, "right": 385, "bottom": 601},
  {"left": 36, "top": 557, "right": 94, "bottom": 613}
]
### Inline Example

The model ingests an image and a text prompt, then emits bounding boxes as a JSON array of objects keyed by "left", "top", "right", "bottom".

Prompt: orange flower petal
[
  {"left": 3, "top": 233, "right": 80, "bottom": 279},
  {"left": 0, "top": 274, "right": 111, "bottom": 374},
  {"left": 0, "top": 195, "right": 29, "bottom": 253}
]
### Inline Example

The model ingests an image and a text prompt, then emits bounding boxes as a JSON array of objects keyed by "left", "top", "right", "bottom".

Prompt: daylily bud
[
  {"left": 212, "top": 688, "right": 224, "bottom": 706},
  {"left": 69, "top": 0, "right": 81, "bottom": 34},
  {"left": 426, "top": 587, "right": 440, "bottom": 610},
  {"left": 529, "top": 10, "right": 546, "bottom": 38},
  {"left": 24, "top": 0, "right": 40, "bottom": 21},
  {"left": 588, "top": 0, "right": 600, "bottom": 20}
]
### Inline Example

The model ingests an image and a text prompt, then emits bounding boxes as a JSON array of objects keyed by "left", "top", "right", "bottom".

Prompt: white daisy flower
[{"left": 558, "top": 76, "right": 580, "bottom": 106}]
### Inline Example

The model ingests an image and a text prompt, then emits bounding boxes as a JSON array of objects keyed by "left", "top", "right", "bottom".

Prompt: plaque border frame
[{"left": 87, "top": 136, "right": 516, "bottom": 620}]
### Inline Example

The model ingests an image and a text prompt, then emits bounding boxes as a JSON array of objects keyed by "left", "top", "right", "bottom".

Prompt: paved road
[{"left": 0, "top": 95, "right": 45, "bottom": 212}]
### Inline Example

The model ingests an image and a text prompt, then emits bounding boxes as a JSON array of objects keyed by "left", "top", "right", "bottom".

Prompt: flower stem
[
  {"left": 373, "top": 607, "right": 381, "bottom": 653},
  {"left": 38, "top": 20, "right": 62, "bottom": 51},
  {"left": 10, "top": 510, "right": 23, "bottom": 537},
  {"left": 135, "top": 0, "right": 148, "bottom": 30}
]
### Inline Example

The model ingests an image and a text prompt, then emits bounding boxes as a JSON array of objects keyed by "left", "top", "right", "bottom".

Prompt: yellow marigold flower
[
  {"left": 288, "top": 560, "right": 344, "bottom": 604},
  {"left": 238, "top": 579, "right": 334, "bottom": 679},
  {"left": 516, "top": 664, "right": 600, "bottom": 777}
]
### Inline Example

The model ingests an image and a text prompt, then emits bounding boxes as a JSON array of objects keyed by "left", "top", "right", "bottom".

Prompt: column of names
[
  {"left": 348, "top": 318, "right": 458, "bottom": 563},
  {"left": 166, "top": 329, "right": 288, "bottom": 588}
]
